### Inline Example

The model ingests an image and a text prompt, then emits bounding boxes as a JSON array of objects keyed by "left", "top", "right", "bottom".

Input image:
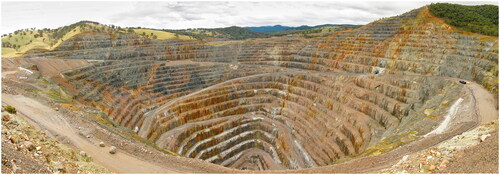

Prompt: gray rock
[
  {"left": 109, "top": 146, "right": 117, "bottom": 154},
  {"left": 23, "top": 141, "right": 35, "bottom": 151},
  {"left": 52, "top": 161, "right": 66, "bottom": 173},
  {"left": 79, "top": 151, "right": 87, "bottom": 157},
  {"left": 480, "top": 134, "right": 491, "bottom": 142}
]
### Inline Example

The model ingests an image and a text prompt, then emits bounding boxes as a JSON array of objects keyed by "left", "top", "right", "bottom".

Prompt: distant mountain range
[{"left": 244, "top": 24, "right": 351, "bottom": 33}]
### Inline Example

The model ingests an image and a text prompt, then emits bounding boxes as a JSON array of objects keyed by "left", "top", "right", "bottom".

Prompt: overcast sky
[{"left": 1, "top": 1, "right": 497, "bottom": 34}]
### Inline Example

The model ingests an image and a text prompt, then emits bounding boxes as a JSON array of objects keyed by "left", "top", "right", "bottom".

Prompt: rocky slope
[
  {"left": 1, "top": 106, "right": 110, "bottom": 173},
  {"left": 6, "top": 6, "right": 498, "bottom": 172}
]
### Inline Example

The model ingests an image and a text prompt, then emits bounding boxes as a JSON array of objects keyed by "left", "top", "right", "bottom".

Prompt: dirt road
[
  {"left": 467, "top": 83, "right": 498, "bottom": 124},
  {"left": 2, "top": 94, "right": 178, "bottom": 173}
]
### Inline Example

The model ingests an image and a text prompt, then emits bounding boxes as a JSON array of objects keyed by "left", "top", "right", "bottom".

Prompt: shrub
[{"left": 5, "top": 105, "right": 16, "bottom": 114}]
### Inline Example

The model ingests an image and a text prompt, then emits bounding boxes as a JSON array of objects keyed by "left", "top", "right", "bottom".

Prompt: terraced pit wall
[
  {"left": 28, "top": 7, "right": 498, "bottom": 171},
  {"left": 30, "top": 8, "right": 497, "bottom": 92}
]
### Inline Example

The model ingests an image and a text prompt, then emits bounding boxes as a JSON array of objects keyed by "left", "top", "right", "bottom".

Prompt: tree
[{"left": 429, "top": 3, "right": 498, "bottom": 36}]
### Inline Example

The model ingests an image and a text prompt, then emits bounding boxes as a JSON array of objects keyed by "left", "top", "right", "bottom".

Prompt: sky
[{"left": 1, "top": 0, "right": 498, "bottom": 34}]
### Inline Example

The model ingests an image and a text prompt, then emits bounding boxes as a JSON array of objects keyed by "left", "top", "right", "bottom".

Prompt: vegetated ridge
[
  {"left": 2, "top": 23, "right": 361, "bottom": 58},
  {"left": 245, "top": 24, "right": 361, "bottom": 33},
  {"left": 428, "top": 3, "right": 498, "bottom": 36},
  {"left": 163, "top": 26, "right": 268, "bottom": 40},
  {"left": 245, "top": 25, "right": 295, "bottom": 33},
  {"left": 1, "top": 21, "right": 194, "bottom": 58}
]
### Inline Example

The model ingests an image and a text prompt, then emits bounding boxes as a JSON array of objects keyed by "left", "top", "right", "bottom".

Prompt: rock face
[{"left": 27, "top": 7, "right": 498, "bottom": 171}]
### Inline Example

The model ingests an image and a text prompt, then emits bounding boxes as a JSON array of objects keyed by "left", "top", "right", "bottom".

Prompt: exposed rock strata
[{"left": 24, "top": 7, "right": 498, "bottom": 171}]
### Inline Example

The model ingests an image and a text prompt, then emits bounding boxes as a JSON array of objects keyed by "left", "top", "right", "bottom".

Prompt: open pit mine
[{"left": 1, "top": 5, "right": 498, "bottom": 174}]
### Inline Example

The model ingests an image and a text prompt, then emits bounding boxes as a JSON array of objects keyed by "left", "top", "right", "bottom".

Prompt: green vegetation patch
[
  {"left": 5, "top": 105, "right": 17, "bottom": 114},
  {"left": 165, "top": 26, "right": 267, "bottom": 40},
  {"left": 429, "top": 3, "right": 498, "bottom": 36},
  {"left": 1, "top": 20, "right": 128, "bottom": 57},
  {"left": 133, "top": 28, "right": 193, "bottom": 40}
]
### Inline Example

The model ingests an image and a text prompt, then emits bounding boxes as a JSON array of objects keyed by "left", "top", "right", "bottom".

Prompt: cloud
[
  {"left": 2, "top": 1, "right": 498, "bottom": 34},
  {"left": 107, "top": 1, "right": 431, "bottom": 29}
]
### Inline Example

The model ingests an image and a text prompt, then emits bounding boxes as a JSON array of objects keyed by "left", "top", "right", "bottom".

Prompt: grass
[
  {"left": 360, "top": 131, "right": 419, "bottom": 158},
  {"left": 25, "top": 88, "right": 42, "bottom": 93},
  {"left": 45, "top": 89, "right": 76, "bottom": 104},
  {"left": 88, "top": 112, "right": 117, "bottom": 128},
  {"left": 2, "top": 29, "right": 53, "bottom": 57},
  {"left": 26, "top": 87, "right": 76, "bottom": 104},
  {"left": 50, "top": 25, "right": 88, "bottom": 49},
  {"left": 205, "top": 41, "right": 234, "bottom": 46},
  {"left": 39, "top": 79, "right": 51, "bottom": 84},
  {"left": 2, "top": 24, "right": 196, "bottom": 58},
  {"left": 1, "top": 47, "right": 16, "bottom": 57},
  {"left": 133, "top": 29, "right": 194, "bottom": 40},
  {"left": 1, "top": 24, "right": 98, "bottom": 58}
]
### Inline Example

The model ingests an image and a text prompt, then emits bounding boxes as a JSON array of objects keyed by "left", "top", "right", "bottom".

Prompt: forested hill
[
  {"left": 429, "top": 3, "right": 498, "bottom": 36},
  {"left": 164, "top": 26, "right": 267, "bottom": 40}
]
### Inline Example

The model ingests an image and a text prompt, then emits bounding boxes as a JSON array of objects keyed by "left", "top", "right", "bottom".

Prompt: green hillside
[
  {"left": 271, "top": 25, "right": 362, "bottom": 38},
  {"left": 429, "top": 3, "right": 498, "bottom": 36},
  {"left": 1, "top": 21, "right": 193, "bottom": 58},
  {"left": 1, "top": 21, "right": 125, "bottom": 57},
  {"left": 165, "top": 26, "right": 267, "bottom": 40}
]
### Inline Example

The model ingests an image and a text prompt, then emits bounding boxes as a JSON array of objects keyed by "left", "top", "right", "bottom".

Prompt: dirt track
[
  {"left": 2, "top": 94, "right": 178, "bottom": 173},
  {"left": 468, "top": 83, "right": 498, "bottom": 124}
]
